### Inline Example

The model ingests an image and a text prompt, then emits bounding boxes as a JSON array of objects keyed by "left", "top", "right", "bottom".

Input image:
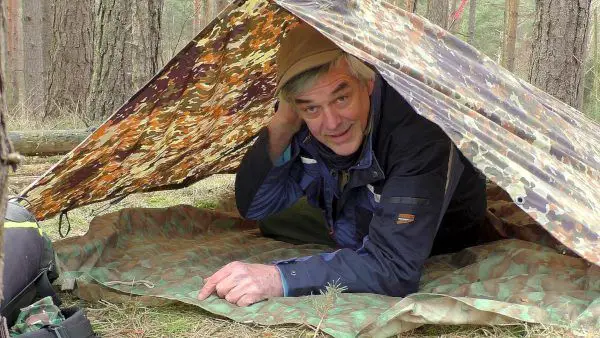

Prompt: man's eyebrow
[
  {"left": 294, "top": 98, "right": 313, "bottom": 105},
  {"left": 331, "top": 82, "right": 350, "bottom": 95}
]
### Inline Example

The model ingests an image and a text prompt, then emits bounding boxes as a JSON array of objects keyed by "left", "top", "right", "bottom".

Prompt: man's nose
[{"left": 322, "top": 107, "right": 342, "bottom": 130}]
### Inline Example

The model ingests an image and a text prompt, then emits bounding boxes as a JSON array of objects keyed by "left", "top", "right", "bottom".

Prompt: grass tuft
[
  {"left": 310, "top": 280, "right": 349, "bottom": 337},
  {"left": 6, "top": 103, "right": 90, "bottom": 131},
  {"left": 194, "top": 200, "right": 219, "bottom": 210}
]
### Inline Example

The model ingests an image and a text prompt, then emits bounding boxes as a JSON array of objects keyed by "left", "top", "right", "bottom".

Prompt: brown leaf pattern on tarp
[
  {"left": 22, "top": 0, "right": 299, "bottom": 219},
  {"left": 22, "top": 0, "right": 599, "bottom": 265}
]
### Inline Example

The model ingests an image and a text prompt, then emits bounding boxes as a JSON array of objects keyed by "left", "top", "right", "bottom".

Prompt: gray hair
[{"left": 278, "top": 53, "right": 375, "bottom": 104}]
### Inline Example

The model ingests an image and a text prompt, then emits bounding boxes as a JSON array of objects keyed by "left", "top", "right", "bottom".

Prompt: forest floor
[{"left": 6, "top": 154, "right": 592, "bottom": 338}]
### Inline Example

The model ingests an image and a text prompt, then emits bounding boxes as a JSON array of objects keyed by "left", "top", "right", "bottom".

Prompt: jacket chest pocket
[
  {"left": 375, "top": 196, "right": 436, "bottom": 220},
  {"left": 387, "top": 196, "right": 430, "bottom": 207}
]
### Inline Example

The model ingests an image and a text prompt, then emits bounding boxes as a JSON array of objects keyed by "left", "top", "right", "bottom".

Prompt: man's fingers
[
  {"left": 215, "top": 274, "right": 238, "bottom": 298},
  {"left": 224, "top": 284, "right": 246, "bottom": 305},
  {"left": 237, "top": 294, "right": 261, "bottom": 307},
  {"left": 197, "top": 279, "right": 217, "bottom": 300},
  {"left": 209, "top": 262, "right": 237, "bottom": 284},
  {"left": 197, "top": 263, "right": 236, "bottom": 301}
]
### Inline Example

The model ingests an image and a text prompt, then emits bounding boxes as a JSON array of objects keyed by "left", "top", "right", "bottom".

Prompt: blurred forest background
[{"left": 1, "top": 0, "right": 600, "bottom": 130}]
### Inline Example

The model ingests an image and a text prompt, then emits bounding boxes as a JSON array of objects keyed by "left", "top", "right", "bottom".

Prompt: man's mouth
[{"left": 327, "top": 125, "right": 352, "bottom": 143}]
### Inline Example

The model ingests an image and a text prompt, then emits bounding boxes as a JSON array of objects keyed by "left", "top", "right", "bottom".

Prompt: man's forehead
[{"left": 295, "top": 74, "right": 356, "bottom": 101}]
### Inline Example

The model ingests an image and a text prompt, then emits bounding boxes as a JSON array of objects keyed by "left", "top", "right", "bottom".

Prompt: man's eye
[
  {"left": 336, "top": 96, "right": 348, "bottom": 103},
  {"left": 304, "top": 106, "right": 318, "bottom": 114}
]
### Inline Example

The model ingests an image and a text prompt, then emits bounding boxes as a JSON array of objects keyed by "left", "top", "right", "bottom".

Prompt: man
[{"left": 197, "top": 23, "right": 487, "bottom": 306}]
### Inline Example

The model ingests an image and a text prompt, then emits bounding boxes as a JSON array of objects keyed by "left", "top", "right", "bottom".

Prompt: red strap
[{"left": 451, "top": 0, "right": 469, "bottom": 21}]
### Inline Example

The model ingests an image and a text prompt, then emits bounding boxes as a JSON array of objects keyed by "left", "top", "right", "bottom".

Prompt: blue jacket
[{"left": 235, "top": 76, "right": 486, "bottom": 297}]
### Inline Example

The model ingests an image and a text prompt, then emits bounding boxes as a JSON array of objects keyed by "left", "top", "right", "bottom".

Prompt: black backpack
[
  {"left": 1, "top": 199, "right": 60, "bottom": 326},
  {"left": 1, "top": 200, "right": 96, "bottom": 337}
]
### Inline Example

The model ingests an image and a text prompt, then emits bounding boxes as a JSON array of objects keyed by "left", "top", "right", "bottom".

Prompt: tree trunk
[
  {"left": 87, "top": 0, "right": 163, "bottom": 121},
  {"left": 86, "top": 0, "right": 133, "bottom": 121},
  {"left": 194, "top": 0, "right": 210, "bottom": 33},
  {"left": 4, "top": 0, "right": 52, "bottom": 116},
  {"left": 426, "top": 0, "right": 450, "bottom": 29},
  {"left": 208, "top": 0, "right": 227, "bottom": 24},
  {"left": 201, "top": 0, "right": 210, "bottom": 29},
  {"left": 19, "top": 0, "right": 46, "bottom": 115},
  {"left": 8, "top": 129, "right": 91, "bottom": 156},
  {"left": 1, "top": 0, "right": 15, "bottom": 304},
  {"left": 0, "top": 0, "right": 7, "bottom": 116},
  {"left": 451, "top": 0, "right": 459, "bottom": 13},
  {"left": 208, "top": 0, "right": 220, "bottom": 19},
  {"left": 193, "top": 0, "right": 202, "bottom": 33},
  {"left": 501, "top": 0, "right": 519, "bottom": 72},
  {"left": 528, "top": 0, "right": 592, "bottom": 110},
  {"left": 594, "top": 9, "right": 598, "bottom": 108},
  {"left": 41, "top": 0, "right": 51, "bottom": 77},
  {"left": 467, "top": 0, "right": 477, "bottom": 44},
  {"left": 193, "top": 0, "right": 228, "bottom": 35},
  {"left": 45, "top": 0, "right": 93, "bottom": 118},
  {"left": 131, "top": 0, "right": 163, "bottom": 89},
  {"left": 5, "top": 0, "right": 22, "bottom": 111},
  {"left": 405, "top": 0, "right": 417, "bottom": 12}
]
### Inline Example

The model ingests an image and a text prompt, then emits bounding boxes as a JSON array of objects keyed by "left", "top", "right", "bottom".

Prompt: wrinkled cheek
[
  {"left": 351, "top": 125, "right": 364, "bottom": 145},
  {"left": 304, "top": 119, "right": 322, "bottom": 137},
  {"left": 351, "top": 120, "right": 363, "bottom": 137}
]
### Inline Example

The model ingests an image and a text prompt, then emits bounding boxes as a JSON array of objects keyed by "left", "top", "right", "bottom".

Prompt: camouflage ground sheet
[
  {"left": 10, "top": 297, "right": 65, "bottom": 336},
  {"left": 54, "top": 204, "right": 599, "bottom": 337},
  {"left": 20, "top": 0, "right": 600, "bottom": 267}
]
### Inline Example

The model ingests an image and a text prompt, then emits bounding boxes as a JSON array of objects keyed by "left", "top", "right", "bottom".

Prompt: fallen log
[{"left": 8, "top": 129, "right": 93, "bottom": 156}]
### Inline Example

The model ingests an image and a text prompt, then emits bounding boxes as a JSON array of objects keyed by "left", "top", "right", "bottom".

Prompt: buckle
[{"left": 46, "top": 324, "right": 67, "bottom": 338}]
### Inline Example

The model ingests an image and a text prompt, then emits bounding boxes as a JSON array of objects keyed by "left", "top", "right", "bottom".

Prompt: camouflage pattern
[
  {"left": 21, "top": 0, "right": 297, "bottom": 220},
  {"left": 20, "top": 1, "right": 599, "bottom": 265},
  {"left": 9, "top": 297, "right": 64, "bottom": 336},
  {"left": 54, "top": 205, "right": 599, "bottom": 337}
]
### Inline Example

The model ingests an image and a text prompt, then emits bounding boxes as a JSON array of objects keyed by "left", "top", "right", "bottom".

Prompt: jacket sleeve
[
  {"left": 235, "top": 127, "right": 306, "bottom": 220},
  {"left": 276, "top": 137, "right": 463, "bottom": 297}
]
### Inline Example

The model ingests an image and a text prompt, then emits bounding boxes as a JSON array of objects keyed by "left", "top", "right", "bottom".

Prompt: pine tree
[{"left": 528, "top": 0, "right": 593, "bottom": 110}]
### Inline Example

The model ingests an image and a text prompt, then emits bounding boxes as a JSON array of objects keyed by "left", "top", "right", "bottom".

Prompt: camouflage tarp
[
  {"left": 54, "top": 204, "right": 599, "bottom": 337},
  {"left": 21, "top": 1, "right": 599, "bottom": 265},
  {"left": 9, "top": 297, "right": 64, "bottom": 336}
]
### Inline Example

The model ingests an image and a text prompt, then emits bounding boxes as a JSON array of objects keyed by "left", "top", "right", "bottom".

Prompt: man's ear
[{"left": 366, "top": 78, "right": 375, "bottom": 95}]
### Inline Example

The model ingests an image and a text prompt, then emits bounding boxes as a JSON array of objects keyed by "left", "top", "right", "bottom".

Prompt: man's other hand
[
  {"left": 267, "top": 99, "right": 302, "bottom": 162},
  {"left": 197, "top": 262, "right": 283, "bottom": 306},
  {"left": 272, "top": 99, "right": 302, "bottom": 133}
]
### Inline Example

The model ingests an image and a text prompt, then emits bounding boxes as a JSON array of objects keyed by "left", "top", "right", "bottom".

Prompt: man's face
[{"left": 292, "top": 61, "right": 374, "bottom": 156}]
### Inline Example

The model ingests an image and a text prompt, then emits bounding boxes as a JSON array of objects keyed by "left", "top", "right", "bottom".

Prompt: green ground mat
[{"left": 54, "top": 205, "right": 599, "bottom": 337}]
